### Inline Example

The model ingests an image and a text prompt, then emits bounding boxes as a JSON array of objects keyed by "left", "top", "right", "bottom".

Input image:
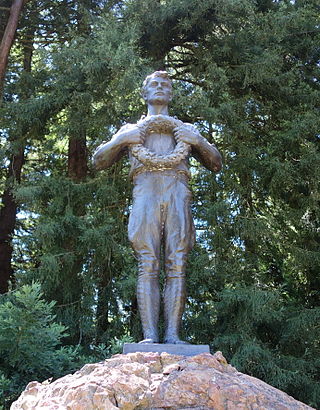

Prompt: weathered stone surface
[
  {"left": 123, "top": 343, "right": 210, "bottom": 356},
  {"left": 11, "top": 352, "right": 314, "bottom": 410}
]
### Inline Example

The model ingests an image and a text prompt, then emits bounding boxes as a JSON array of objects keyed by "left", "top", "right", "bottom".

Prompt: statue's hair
[{"left": 142, "top": 71, "right": 172, "bottom": 95}]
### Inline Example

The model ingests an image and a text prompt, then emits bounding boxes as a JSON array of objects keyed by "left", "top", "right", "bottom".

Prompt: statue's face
[{"left": 143, "top": 76, "right": 172, "bottom": 105}]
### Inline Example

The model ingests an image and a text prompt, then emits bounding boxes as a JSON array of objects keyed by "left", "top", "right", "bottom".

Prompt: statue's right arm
[
  {"left": 93, "top": 134, "right": 126, "bottom": 170},
  {"left": 93, "top": 125, "right": 142, "bottom": 170}
]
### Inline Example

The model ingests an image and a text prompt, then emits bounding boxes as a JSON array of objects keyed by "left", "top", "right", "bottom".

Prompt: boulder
[{"left": 11, "top": 351, "right": 313, "bottom": 409}]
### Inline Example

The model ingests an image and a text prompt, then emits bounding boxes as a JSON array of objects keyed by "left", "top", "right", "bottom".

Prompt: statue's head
[{"left": 142, "top": 71, "right": 172, "bottom": 106}]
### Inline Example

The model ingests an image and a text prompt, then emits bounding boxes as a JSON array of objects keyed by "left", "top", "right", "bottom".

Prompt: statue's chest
[{"left": 144, "top": 132, "right": 175, "bottom": 155}]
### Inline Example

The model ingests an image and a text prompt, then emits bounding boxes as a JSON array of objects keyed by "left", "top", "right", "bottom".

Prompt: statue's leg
[
  {"left": 136, "top": 251, "right": 160, "bottom": 343},
  {"left": 128, "top": 181, "right": 161, "bottom": 343},
  {"left": 163, "top": 256, "right": 187, "bottom": 344},
  {"left": 163, "top": 177, "right": 195, "bottom": 344}
]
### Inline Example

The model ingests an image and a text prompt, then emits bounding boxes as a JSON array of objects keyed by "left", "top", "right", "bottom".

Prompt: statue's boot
[
  {"left": 163, "top": 274, "right": 188, "bottom": 344},
  {"left": 137, "top": 259, "right": 160, "bottom": 343}
]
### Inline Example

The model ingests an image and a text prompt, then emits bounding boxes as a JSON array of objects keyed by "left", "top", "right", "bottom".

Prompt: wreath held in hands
[{"left": 130, "top": 115, "right": 190, "bottom": 169}]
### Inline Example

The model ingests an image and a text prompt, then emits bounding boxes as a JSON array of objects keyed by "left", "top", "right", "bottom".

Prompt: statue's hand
[
  {"left": 115, "top": 124, "right": 145, "bottom": 147},
  {"left": 173, "top": 124, "right": 201, "bottom": 147}
]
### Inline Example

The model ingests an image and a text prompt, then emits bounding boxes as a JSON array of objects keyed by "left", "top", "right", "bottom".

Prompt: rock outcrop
[{"left": 11, "top": 351, "right": 313, "bottom": 409}]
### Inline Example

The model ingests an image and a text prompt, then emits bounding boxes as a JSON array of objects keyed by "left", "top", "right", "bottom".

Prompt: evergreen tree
[{"left": 0, "top": 283, "right": 88, "bottom": 407}]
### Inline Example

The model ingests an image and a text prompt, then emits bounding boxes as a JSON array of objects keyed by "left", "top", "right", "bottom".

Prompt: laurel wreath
[{"left": 130, "top": 115, "right": 190, "bottom": 169}]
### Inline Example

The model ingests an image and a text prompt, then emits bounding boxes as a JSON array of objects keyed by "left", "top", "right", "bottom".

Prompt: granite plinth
[{"left": 123, "top": 343, "right": 210, "bottom": 356}]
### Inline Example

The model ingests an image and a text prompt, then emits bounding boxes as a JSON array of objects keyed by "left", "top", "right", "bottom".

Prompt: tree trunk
[
  {"left": 0, "top": 38, "right": 33, "bottom": 294},
  {"left": 67, "top": 131, "right": 88, "bottom": 182},
  {"left": 61, "top": 152, "right": 87, "bottom": 344},
  {"left": 96, "top": 270, "right": 111, "bottom": 343},
  {"left": 0, "top": 0, "right": 26, "bottom": 99},
  {"left": 0, "top": 145, "right": 24, "bottom": 293}
]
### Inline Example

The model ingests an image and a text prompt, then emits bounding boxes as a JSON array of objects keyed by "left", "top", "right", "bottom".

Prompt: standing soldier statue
[{"left": 93, "top": 71, "right": 222, "bottom": 344}]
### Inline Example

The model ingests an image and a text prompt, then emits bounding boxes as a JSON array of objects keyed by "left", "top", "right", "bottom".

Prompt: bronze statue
[{"left": 93, "top": 71, "right": 222, "bottom": 344}]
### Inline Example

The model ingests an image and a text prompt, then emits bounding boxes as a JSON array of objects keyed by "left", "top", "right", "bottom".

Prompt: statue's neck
[{"left": 147, "top": 104, "right": 169, "bottom": 116}]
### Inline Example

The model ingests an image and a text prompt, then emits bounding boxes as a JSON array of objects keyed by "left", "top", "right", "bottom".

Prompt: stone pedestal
[
  {"left": 11, "top": 351, "right": 314, "bottom": 409},
  {"left": 123, "top": 343, "right": 209, "bottom": 356}
]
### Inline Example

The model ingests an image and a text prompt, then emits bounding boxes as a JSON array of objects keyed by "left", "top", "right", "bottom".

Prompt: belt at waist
[{"left": 131, "top": 167, "right": 191, "bottom": 182}]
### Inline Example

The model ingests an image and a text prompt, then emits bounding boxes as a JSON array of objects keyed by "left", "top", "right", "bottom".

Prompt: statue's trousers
[{"left": 128, "top": 170, "right": 195, "bottom": 341}]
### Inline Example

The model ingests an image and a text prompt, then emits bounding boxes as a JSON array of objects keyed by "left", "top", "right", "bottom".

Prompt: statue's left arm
[{"left": 174, "top": 124, "right": 222, "bottom": 173}]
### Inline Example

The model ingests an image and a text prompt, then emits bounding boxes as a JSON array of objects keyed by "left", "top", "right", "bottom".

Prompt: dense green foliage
[
  {"left": 0, "top": 0, "right": 319, "bottom": 407},
  {"left": 0, "top": 284, "right": 86, "bottom": 407}
]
